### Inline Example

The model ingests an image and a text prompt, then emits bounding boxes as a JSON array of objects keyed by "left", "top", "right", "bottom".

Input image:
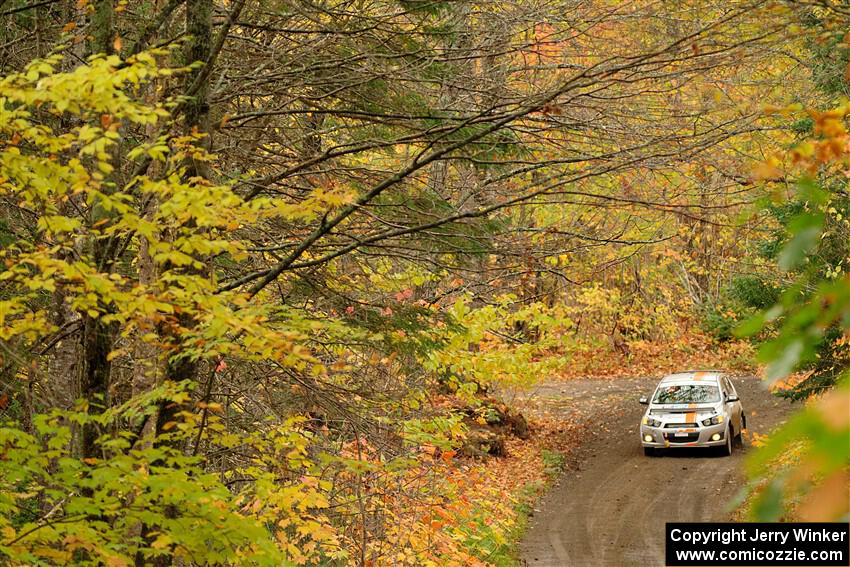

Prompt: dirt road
[{"left": 515, "top": 375, "right": 796, "bottom": 567}]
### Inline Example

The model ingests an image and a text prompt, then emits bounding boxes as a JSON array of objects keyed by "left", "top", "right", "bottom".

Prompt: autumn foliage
[{"left": 0, "top": 1, "right": 848, "bottom": 565}]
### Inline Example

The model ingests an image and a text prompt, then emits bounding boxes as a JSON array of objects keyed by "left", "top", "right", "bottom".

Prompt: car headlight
[
  {"left": 701, "top": 415, "right": 724, "bottom": 426},
  {"left": 642, "top": 417, "right": 662, "bottom": 427}
]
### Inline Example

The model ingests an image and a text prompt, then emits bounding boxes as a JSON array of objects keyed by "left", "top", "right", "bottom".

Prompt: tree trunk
[
  {"left": 91, "top": 0, "right": 114, "bottom": 56},
  {"left": 156, "top": 0, "right": 212, "bottom": 428},
  {"left": 76, "top": 0, "right": 116, "bottom": 461}
]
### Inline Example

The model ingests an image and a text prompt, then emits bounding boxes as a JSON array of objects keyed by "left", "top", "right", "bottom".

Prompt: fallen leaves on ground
[{"left": 556, "top": 331, "right": 755, "bottom": 380}]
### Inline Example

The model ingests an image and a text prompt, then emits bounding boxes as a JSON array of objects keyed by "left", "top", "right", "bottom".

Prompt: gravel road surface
[{"left": 516, "top": 375, "right": 795, "bottom": 567}]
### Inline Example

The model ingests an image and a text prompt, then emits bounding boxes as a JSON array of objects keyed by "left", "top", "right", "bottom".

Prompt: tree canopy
[{"left": 0, "top": 0, "right": 847, "bottom": 565}]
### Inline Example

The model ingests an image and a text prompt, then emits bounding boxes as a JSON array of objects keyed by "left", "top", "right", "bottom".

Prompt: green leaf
[
  {"left": 778, "top": 214, "right": 822, "bottom": 271},
  {"left": 765, "top": 338, "right": 803, "bottom": 382}
]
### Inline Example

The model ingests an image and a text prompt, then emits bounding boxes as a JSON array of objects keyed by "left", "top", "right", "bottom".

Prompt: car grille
[
  {"left": 665, "top": 432, "right": 700, "bottom": 443},
  {"left": 651, "top": 407, "right": 714, "bottom": 414},
  {"left": 664, "top": 423, "right": 698, "bottom": 428}
]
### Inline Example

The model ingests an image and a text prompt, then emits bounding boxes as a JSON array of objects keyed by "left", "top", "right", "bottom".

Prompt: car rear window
[{"left": 653, "top": 384, "right": 720, "bottom": 403}]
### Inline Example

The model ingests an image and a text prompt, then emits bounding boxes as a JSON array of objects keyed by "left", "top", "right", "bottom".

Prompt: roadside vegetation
[
  {"left": 0, "top": 0, "right": 847, "bottom": 565},
  {"left": 735, "top": 7, "right": 850, "bottom": 523}
]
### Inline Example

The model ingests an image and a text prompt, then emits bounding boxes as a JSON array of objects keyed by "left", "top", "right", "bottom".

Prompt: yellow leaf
[
  {"left": 752, "top": 160, "right": 782, "bottom": 181},
  {"left": 151, "top": 534, "right": 172, "bottom": 550},
  {"left": 798, "top": 470, "right": 850, "bottom": 521}
]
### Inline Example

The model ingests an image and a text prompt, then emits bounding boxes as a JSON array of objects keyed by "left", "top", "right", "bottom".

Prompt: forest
[{"left": 0, "top": 0, "right": 848, "bottom": 565}]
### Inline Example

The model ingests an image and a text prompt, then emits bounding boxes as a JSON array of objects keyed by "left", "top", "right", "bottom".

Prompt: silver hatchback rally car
[{"left": 639, "top": 371, "right": 746, "bottom": 456}]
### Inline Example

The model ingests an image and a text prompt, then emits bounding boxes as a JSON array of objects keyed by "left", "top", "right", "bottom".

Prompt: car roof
[{"left": 659, "top": 371, "right": 724, "bottom": 385}]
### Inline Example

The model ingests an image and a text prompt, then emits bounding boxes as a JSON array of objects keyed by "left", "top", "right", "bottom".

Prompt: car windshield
[{"left": 653, "top": 384, "right": 720, "bottom": 404}]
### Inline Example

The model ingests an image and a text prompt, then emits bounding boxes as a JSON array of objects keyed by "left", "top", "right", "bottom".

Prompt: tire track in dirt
[{"left": 515, "top": 375, "right": 795, "bottom": 567}]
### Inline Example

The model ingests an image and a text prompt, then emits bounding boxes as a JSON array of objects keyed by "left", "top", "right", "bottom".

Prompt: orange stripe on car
[
  {"left": 693, "top": 371, "right": 708, "bottom": 380},
  {"left": 686, "top": 412, "right": 696, "bottom": 423}
]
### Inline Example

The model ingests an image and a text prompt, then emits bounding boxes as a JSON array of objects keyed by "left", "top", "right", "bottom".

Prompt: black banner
[{"left": 666, "top": 522, "right": 849, "bottom": 566}]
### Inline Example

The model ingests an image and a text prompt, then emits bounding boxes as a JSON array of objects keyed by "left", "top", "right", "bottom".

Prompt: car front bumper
[{"left": 640, "top": 422, "right": 728, "bottom": 448}]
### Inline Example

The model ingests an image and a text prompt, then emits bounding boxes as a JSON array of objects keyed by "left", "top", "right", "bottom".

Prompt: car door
[{"left": 723, "top": 377, "right": 743, "bottom": 432}]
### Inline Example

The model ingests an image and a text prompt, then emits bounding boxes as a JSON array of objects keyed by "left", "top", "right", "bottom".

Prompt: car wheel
[
  {"left": 721, "top": 426, "right": 733, "bottom": 457},
  {"left": 734, "top": 415, "right": 746, "bottom": 448},
  {"left": 644, "top": 447, "right": 656, "bottom": 457}
]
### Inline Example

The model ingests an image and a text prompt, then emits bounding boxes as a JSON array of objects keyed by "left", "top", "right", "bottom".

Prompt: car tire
[
  {"left": 734, "top": 415, "right": 746, "bottom": 448},
  {"left": 644, "top": 447, "right": 656, "bottom": 457},
  {"left": 721, "top": 426, "right": 733, "bottom": 457}
]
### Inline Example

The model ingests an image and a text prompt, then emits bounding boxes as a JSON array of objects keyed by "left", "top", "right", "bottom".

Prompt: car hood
[{"left": 649, "top": 403, "right": 721, "bottom": 415}]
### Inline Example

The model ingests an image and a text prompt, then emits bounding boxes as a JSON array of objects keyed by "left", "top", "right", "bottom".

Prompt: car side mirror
[
  {"left": 639, "top": 396, "right": 648, "bottom": 405},
  {"left": 727, "top": 394, "right": 739, "bottom": 403}
]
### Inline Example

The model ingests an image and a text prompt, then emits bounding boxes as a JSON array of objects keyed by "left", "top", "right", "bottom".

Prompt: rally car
[{"left": 639, "top": 371, "right": 746, "bottom": 456}]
